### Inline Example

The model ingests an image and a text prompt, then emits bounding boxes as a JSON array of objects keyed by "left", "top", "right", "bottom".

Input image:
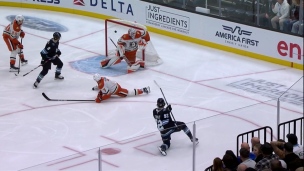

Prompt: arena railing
[
  {"left": 278, "top": 117, "right": 304, "bottom": 145},
  {"left": 236, "top": 126, "right": 273, "bottom": 157}
]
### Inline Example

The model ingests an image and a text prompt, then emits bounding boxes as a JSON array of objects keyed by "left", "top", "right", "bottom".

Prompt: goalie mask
[
  {"left": 93, "top": 73, "right": 101, "bottom": 82},
  {"left": 15, "top": 15, "right": 25, "bottom": 25},
  {"left": 157, "top": 98, "right": 165, "bottom": 108},
  {"left": 128, "top": 28, "right": 136, "bottom": 39}
]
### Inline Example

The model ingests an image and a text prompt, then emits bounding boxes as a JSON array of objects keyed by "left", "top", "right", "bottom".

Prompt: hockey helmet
[
  {"left": 15, "top": 15, "right": 25, "bottom": 25},
  {"left": 157, "top": 98, "right": 165, "bottom": 108},
  {"left": 93, "top": 73, "right": 101, "bottom": 82},
  {"left": 128, "top": 28, "right": 136, "bottom": 39},
  {"left": 53, "top": 32, "right": 61, "bottom": 40}
]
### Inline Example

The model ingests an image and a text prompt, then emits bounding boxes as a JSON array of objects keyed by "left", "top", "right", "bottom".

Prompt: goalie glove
[{"left": 138, "top": 39, "right": 147, "bottom": 50}]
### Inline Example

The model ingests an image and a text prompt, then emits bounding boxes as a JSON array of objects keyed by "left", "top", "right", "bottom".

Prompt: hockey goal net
[{"left": 105, "top": 19, "right": 162, "bottom": 66}]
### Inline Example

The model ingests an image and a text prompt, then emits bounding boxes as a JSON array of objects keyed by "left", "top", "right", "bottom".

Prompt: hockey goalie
[{"left": 100, "top": 28, "right": 150, "bottom": 73}]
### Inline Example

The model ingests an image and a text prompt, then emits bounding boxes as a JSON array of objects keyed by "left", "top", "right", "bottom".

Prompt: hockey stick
[
  {"left": 154, "top": 80, "right": 177, "bottom": 123},
  {"left": 42, "top": 93, "right": 95, "bottom": 102},
  {"left": 108, "top": 37, "right": 132, "bottom": 67},
  {"left": 23, "top": 59, "right": 51, "bottom": 77}
]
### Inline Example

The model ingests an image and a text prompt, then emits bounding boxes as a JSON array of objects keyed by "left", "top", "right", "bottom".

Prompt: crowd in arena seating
[{"left": 211, "top": 134, "right": 304, "bottom": 171}]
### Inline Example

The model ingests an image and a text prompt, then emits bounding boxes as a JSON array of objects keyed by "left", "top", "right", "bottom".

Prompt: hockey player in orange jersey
[
  {"left": 100, "top": 28, "right": 150, "bottom": 73},
  {"left": 92, "top": 73, "right": 150, "bottom": 103},
  {"left": 2, "top": 15, "right": 28, "bottom": 71}
]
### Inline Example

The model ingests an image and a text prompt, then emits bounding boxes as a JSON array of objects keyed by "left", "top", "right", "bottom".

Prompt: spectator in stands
[
  {"left": 272, "top": 141, "right": 301, "bottom": 169},
  {"left": 251, "top": 137, "right": 260, "bottom": 149},
  {"left": 271, "top": 140, "right": 286, "bottom": 159},
  {"left": 271, "top": 0, "right": 290, "bottom": 30},
  {"left": 286, "top": 134, "right": 304, "bottom": 159},
  {"left": 237, "top": 164, "right": 248, "bottom": 171},
  {"left": 289, "top": 159, "right": 304, "bottom": 171},
  {"left": 185, "top": 0, "right": 196, "bottom": 11},
  {"left": 213, "top": 157, "right": 224, "bottom": 171},
  {"left": 253, "top": 143, "right": 263, "bottom": 163},
  {"left": 239, "top": 148, "right": 256, "bottom": 168},
  {"left": 255, "top": 142, "right": 279, "bottom": 171},
  {"left": 283, "top": 0, "right": 300, "bottom": 32},
  {"left": 223, "top": 152, "right": 239, "bottom": 171},
  {"left": 226, "top": 150, "right": 240, "bottom": 166},
  {"left": 291, "top": 1, "right": 304, "bottom": 35},
  {"left": 166, "top": 0, "right": 184, "bottom": 8},
  {"left": 257, "top": 0, "right": 274, "bottom": 28},
  {"left": 271, "top": 159, "right": 288, "bottom": 171},
  {"left": 284, "top": 142, "right": 301, "bottom": 168},
  {"left": 241, "top": 142, "right": 256, "bottom": 160}
]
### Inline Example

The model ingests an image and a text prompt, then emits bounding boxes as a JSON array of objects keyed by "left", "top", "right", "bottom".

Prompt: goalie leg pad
[
  {"left": 100, "top": 56, "right": 121, "bottom": 68},
  {"left": 136, "top": 60, "right": 145, "bottom": 68}
]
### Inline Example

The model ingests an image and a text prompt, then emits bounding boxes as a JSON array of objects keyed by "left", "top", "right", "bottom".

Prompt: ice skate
[
  {"left": 9, "top": 64, "right": 19, "bottom": 72},
  {"left": 21, "top": 59, "right": 28, "bottom": 66},
  {"left": 191, "top": 138, "right": 199, "bottom": 145},
  {"left": 142, "top": 86, "right": 150, "bottom": 94},
  {"left": 55, "top": 74, "right": 64, "bottom": 80},
  {"left": 33, "top": 81, "right": 39, "bottom": 89},
  {"left": 158, "top": 146, "right": 167, "bottom": 156}
]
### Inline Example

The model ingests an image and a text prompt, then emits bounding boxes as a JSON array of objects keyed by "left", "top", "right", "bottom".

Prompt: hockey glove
[
  {"left": 20, "top": 30, "right": 25, "bottom": 38},
  {"left": 166, "top": 105, "right": 172, "bottom": 112},
  {"left": 17, "top": 44, "right": 23, "bottom": 49},
  {"left": 56, "top": 49, "right": 61, "bottom": 56},
  {"left": 92, "top": 85, "right": 98, "bottom": 91}
]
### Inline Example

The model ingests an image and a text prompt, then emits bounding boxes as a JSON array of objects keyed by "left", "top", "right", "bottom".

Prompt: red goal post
[{"left": 105, "top": 19, "right": 162, "bottom": 66}]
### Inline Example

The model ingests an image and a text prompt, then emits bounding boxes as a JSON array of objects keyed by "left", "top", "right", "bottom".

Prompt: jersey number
[{"left": 157, "top": 120, "right": 164, "bottom": 131}]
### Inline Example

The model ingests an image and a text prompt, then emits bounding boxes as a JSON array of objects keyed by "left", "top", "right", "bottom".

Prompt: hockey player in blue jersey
[{"left": 153, "top": 98, "right": 199, "bottom": 156}]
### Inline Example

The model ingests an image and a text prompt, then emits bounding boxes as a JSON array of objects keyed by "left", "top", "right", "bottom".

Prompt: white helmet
[
  {"left": 15, "top": 15, "right": 25, "bottom": 25},
  {"left": 93, "top": 73, "right": 101, "bottom": 82},
  {"left": 128, "top": 28, "right": 136, "bottom": 39}
]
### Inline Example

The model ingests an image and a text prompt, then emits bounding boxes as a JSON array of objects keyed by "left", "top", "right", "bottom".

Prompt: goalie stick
[
  {"left": 154, "top": 80, "right": 177, "bottom": 123},
  {"left": 42, "top": 93, "right": 95, "bottom": 102}
]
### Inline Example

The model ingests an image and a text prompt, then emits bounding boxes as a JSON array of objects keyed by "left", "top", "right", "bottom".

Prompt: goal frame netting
[{"left": 105, "top": 19, "right": 162, "bottom": 66}]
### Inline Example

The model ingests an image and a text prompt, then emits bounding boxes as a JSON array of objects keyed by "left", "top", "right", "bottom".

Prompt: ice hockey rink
[{"left": 0, "top": 7, "right": 303, "bottom": 171}]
